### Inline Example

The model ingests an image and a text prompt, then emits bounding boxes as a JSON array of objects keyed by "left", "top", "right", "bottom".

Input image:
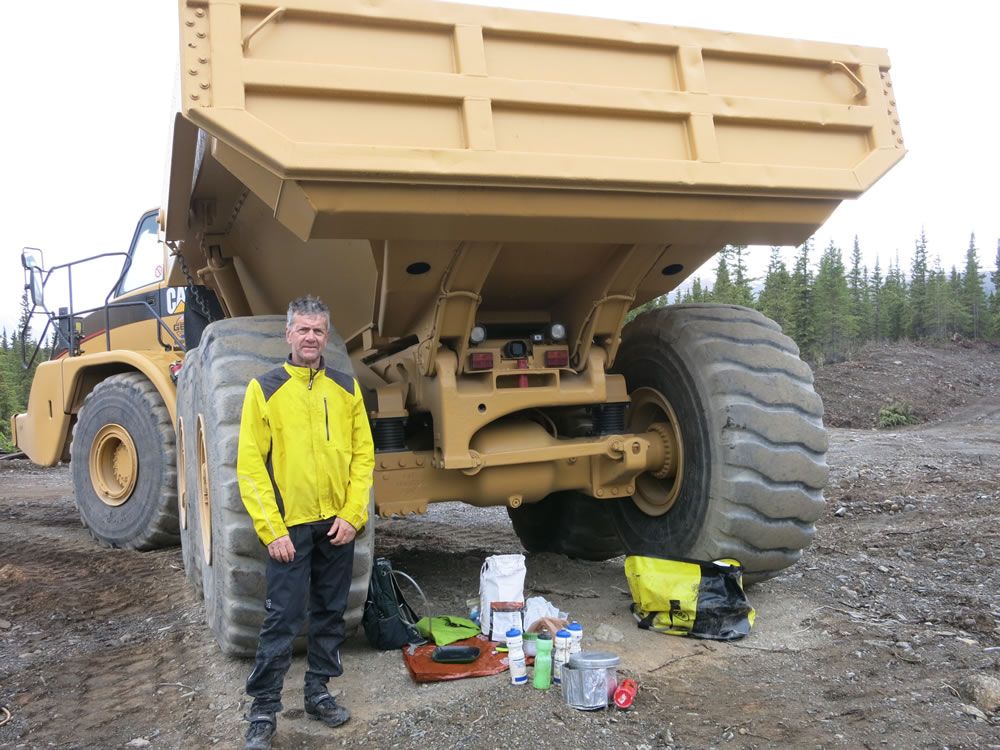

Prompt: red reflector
[
  {"left": 545, "top": 350, "right": 569, "bottom": 368},
  {"left": 469, "top": 352, "right": 494, "bottom": 370}
]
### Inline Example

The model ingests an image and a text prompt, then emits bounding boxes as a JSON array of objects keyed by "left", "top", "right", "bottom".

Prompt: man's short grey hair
[{"left": 286, "top": 295, "right": 330, "bottom": 330}]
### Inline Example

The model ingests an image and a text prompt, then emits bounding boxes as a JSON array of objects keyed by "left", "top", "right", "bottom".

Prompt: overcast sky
[{"left": 3, "top": 0, "right": 997, "bottom": 338}]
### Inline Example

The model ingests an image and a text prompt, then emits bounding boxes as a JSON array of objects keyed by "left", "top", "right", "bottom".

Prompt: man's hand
[
  {"left": 327, "top": 517, "right": 357, "bottom": 546},
  {"left": 267, "top": 535, "right": 295, "bottom": 563}
]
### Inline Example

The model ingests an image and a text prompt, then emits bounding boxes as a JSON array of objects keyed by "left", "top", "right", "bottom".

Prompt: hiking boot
[
  {"left": 243, "top": 713, "right": 276, "bottom": 750},
  {"left": 304, "top": 693, "right": 351, "bottom": 728}
]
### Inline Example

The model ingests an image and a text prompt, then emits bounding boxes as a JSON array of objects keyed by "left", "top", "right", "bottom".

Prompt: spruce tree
[
  {"left": 926, "top": 258, "right": 952, "bottom": 339},
  {"left": 961, "top": 233, "right": 988, "bottom": 338},
  {"left": 907, "top": 230, "right": 930, "bottom": 338},
  {"left": 710, "top": 246, "right": 734, "bottom": 303},
  {"left": 14, "top": 291, "right": 43, "bottom": 407},
  {"left": 858, "top": 264, "right": 874, "bottom": 341},
  {"left": 870, "top": 258, "right": 884, "bottom": 340},
  {"left": 990, "top": 290, "right": 999, "bottom": 338},
  {"left": 847, "top": 238, "right": 873, "bottom": 340},
  {"left": 881, "top": 255, "right": 907, "bottom": 340},
  {"left": 689, "top": 277, "right": 710, "bottom": 303},
  {"left": 989, "top": 239, "right": 1000, "bottom": 337},
  {"left": 0, "top": 374, "right": 14, "bottom": 451},
  {"left": 0, "top": 325, "right": 18, "bottom": 451},
  {"left": 848, "top": 237, "right": 864, "bottom": 319},
  {"left": 812, "top": 240, "right": 858, "bottom": 361},
  {"left": 728, "top": 245, "right": 756, "bottom": 307},
  {"left": 757, "top": 246, "right": 792, "bottom": 330},
  {"left": 948, "top": 266, "right": 968, "bottom": 335},
  {"left": 17, "top": 291, "right": 33, "bottom": 354},
  {"left": 786, "top": 239, "right": 817, "bottom": 359},
  {"left": 680, "top": 277, "right": 710, "bottom": 303}
]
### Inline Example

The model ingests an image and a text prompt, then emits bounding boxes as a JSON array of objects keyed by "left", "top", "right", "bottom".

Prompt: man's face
[{"left": 286, "top": 312, "right": 329, "bottom": 368}]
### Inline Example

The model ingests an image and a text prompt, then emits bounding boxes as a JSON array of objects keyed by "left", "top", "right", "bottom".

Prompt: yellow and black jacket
[{"left": 237, "top": 358, "right": 375, "bottom": 545}]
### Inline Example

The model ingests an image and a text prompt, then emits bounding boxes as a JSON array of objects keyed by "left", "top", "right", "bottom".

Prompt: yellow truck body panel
[
  {"left": 168, "top": 0, "right": 903, "bottom": 346},
  {"left": 174, "top": 0, "right": 902, "bottom": 236}
]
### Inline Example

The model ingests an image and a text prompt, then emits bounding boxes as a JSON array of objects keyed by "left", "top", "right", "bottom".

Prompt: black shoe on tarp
[
  {"left": 243, "top": 713, "right": 276, "bottom": 750},
  {"left": 304, "top": 693, "right": 351, "bottom": 728}
]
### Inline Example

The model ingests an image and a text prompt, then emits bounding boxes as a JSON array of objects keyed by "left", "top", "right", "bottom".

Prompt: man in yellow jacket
[{"left": 237, "top": 295, "right": 375, "bottom": 750}]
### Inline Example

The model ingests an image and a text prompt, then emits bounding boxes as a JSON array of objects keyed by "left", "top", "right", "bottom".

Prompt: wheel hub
[
  {"left": 90, "top": 424, "right": 138, "bottom": 506},
  {"left": 627, "top": 387, "right": 684, "bottom": 517}
]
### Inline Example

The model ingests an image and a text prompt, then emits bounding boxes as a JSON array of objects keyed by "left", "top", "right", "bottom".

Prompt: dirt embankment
[
  {"left": 1, "top": 340, "right": 999, "bottom": 749},
  {"left": 812, "top": 338, "right": 1000, "bottom": 428}
]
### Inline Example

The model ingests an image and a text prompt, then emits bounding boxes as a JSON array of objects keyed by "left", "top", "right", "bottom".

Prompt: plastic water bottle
[
  {"left": 506, "top": 628, "right": 527, "bottom": 685},
  {"left": 533, "top": 633, "right": 553, "bottom": 689},
  {"left": 567, "top": 621, "right": 583, "bottom": 654},
  {"left": 552, "top": 629, "right": 571, "bottom": 684}
]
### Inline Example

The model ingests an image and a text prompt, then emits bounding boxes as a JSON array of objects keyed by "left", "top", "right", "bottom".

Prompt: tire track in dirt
[{"left": 0, "top": 473, "right": 239, "bottom": 748}]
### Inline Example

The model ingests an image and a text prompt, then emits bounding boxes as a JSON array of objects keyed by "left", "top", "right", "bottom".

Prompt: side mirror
[{"left": 21, "top": 247, "right": 45, "bottom": 308}]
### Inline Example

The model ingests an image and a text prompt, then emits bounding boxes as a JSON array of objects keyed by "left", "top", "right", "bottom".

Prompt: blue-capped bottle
[
  {"left": 567, "top": 621, "right": 583, "bottom": 654},
  {"left": 552, "top": 629, "right": 572, "bottom": 684},
  {"left": 506, "top": 628, "right": 528, "bottom": 685}
]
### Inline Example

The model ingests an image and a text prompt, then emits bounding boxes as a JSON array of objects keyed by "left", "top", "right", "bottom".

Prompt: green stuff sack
[{"left": 624, "top": 555, "right": 755, "bottom": 640}]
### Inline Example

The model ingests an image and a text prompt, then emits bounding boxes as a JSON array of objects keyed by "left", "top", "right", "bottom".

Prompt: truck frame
[{"left": 14, "top": 0, "right": 904, "bottom": 655}]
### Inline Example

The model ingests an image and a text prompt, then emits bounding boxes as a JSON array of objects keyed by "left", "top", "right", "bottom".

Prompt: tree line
[
  {"left": 631, "top": 232, "right": 1000, "bottom": 366},
  {"left": 0, "top": 293, "right": 50, "bottom": 452}
]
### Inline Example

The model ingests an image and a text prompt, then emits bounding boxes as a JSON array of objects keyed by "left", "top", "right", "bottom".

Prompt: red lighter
[{"left": 614, "top": 678, "right": 638, "bottom": 708}]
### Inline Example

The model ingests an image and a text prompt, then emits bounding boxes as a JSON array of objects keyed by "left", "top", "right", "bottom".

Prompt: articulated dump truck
[{"left": 13, "top": 0, "right": 904, "bottom": 655}]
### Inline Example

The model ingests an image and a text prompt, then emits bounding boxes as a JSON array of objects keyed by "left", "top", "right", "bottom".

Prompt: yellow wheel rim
[
  {"left": 89, "top": 424, "right": 138, "bottom": 506},
  {"left": 196, "top": 414, "right": 212, "bottom": 566},
  {"left": 177, "top": 417, "right": 188, "bottom": 531},
  {"left": 627, "top": 387, "right": 684, "bottom": 517}
]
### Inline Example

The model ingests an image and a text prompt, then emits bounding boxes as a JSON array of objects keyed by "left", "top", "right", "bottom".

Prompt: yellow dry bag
[{"left": 624, "top": 555, "right": 755, "bottom": 640}]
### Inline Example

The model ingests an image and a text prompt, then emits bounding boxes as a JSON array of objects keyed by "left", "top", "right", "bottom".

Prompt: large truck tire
[
  {"left": 508, "top": 491, "right": 623, "bottom": 560},
  {"left": 70, "top": 372, "right": 179, "bottom": 550},
  {"left": 175, "top": 316, "right": 375, "bottom": 657},
  {"left": 610, "top": 304, "right": 828, "bottom": 583}
]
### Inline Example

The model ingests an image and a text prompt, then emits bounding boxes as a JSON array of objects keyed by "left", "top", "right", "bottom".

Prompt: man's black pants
[{"left": 246, "top": 521, "right": 355, "bottom": 714}]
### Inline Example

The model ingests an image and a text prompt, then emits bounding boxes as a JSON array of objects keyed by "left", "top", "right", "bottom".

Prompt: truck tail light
[
  {"left": 469, "top": 352, "right": 494, "bottom": 371},
  {"left": 545, "top": 350, "right": 569, "bottom": 368}
]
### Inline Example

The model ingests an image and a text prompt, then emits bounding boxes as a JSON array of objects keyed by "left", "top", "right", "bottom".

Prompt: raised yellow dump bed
[{"left": 173, "top": 0, "right": 903, "bottom": 250}]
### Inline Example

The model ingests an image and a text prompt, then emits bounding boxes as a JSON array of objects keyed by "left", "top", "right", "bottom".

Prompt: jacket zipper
[
  {"left": 308, "top": 369, "right": 316, "bottom": 390},
  {"left": 324, "top": 397, "right": 330, "bottom": 440}
]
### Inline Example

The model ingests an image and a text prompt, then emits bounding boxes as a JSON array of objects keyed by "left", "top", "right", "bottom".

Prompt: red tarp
[{"left": 402, "top": 634, "right": 511, "bottom": 683}]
